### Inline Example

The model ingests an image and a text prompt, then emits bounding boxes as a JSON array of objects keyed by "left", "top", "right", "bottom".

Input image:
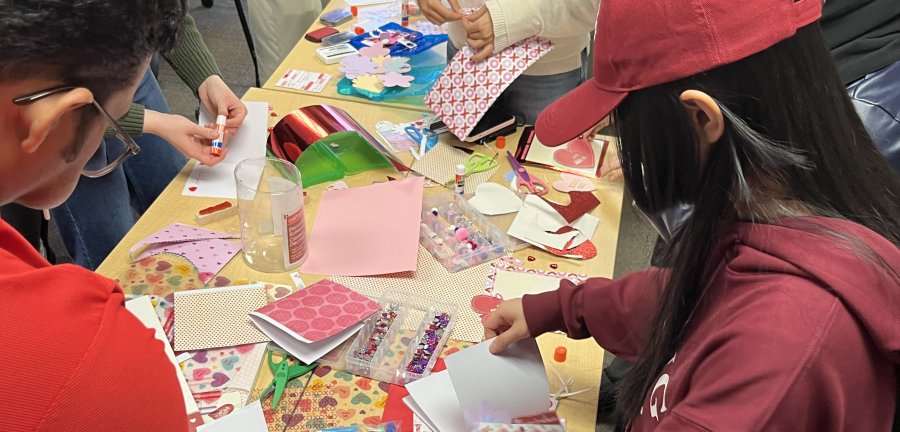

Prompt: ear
[
  {"left": 679, "top": 90, "right": 724, "bottom": 146},
  {"left": 19, "top": 88, "right": 93, "bottom": 154}
]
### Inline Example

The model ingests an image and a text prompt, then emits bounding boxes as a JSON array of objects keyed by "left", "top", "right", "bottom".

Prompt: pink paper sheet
[
  {"left": 301, "top": 176, "right": 424, "bottom": 276},
  {"left": 130, "top": 223, "right": 241, "bottom": 284}
]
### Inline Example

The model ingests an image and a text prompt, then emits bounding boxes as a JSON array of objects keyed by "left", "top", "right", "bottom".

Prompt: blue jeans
[
  {"left": 446, "top": 43, "right": 586, "bottom": 125},
  {"left": 847, "top": 59, "right": 900, "bottom": 172},
  {"left": 52, "top": 69, "right": 188, "bottom": 270}
]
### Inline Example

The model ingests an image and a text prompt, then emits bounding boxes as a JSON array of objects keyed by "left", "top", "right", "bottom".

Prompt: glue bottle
[{"left": 455, "top": 164, "right": 466, "bottom": 195}]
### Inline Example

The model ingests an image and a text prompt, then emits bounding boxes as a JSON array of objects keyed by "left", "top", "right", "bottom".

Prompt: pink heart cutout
[{"left": 553, "top": 137, "right": 595, "bottom": 169}]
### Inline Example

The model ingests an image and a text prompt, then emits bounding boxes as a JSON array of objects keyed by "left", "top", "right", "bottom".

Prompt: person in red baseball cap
[{"left": 484, "top": 0, "right": 900, "bottom": 430}]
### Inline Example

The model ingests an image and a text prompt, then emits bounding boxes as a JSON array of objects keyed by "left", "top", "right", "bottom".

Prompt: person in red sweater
[
  {"left": 485, "top": 0, "right": 900, "bottom": 430},
  {"left": 0, "top": 1, "right": 193, "bottom": 431}
]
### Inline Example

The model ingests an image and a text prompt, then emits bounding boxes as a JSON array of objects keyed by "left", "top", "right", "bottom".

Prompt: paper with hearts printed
[
  {"left": 425, "top": 37, "right": 554, "bottom": 140},
  {"left": 130, "top": 223, "right": 241, "bottom": 284},
  {"left": 254, "top": 339, "right": 473, "bottom": 431}
]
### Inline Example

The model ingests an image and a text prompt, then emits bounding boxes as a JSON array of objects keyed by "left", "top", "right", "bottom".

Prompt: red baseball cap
[{"left": 535, "top": 0, "right": 822, "bottom": 147}]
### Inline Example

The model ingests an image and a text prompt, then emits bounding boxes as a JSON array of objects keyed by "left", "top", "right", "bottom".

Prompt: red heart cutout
[
  {"left": 553, "top": 137, "right": 595, "bottom": 169},
  {"left": 188, "top": 186, "right": 198, "bottom": 192},
  {"left": 471, "top": 295, "right": 502, "bottom": 324}
]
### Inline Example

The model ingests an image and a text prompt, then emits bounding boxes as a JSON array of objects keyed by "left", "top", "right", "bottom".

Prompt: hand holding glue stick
[{"left": 210, "top": 114, "right": 227, "bottom": 157}]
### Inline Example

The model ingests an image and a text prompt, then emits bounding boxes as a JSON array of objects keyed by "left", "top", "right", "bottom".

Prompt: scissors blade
[{"left": 506, "top": 151, "right": 532, "bottom": 183}]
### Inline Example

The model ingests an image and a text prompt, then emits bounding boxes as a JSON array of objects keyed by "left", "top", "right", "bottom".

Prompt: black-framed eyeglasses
[{"left": 12, "top": 86, "right": 140, "bottom": 178}]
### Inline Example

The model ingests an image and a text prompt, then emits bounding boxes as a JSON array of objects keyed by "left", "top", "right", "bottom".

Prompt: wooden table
[
  {"left": 97, "top": 88, "right": 623, "bottom": 431},
  {"left": 263, "top": 0, "right": 443, "bottom": 110}
]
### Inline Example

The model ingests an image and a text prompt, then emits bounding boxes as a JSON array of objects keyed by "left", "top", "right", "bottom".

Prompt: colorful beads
[
  {"left": 406, "top": 312, "right": 451, "bottom": 374},
  {"left": 356, "top": 305, "right": 399, "bottom": 361}
]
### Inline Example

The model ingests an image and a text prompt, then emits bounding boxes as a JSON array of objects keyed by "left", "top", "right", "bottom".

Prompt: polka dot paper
[
  {"left": 250, "top": 280, "right": 380, "bottom": 343},
  {"left": 129, "top": 223, "right": 241, "bottom": 284},
  {"left": 424, "top": 37, "right": 554, "bottom": 140},
  {"left": 173, "top": 284, "right": 270, "bottom": 351}
]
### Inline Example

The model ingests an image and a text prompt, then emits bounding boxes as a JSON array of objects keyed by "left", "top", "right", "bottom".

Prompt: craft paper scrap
[
  {"left": 301, "top": 176, "right": 424, "bottom": 276},
  {"left": 274, "top": 69, "right": 333, "bottom": 93},
  {"left": 507, "top": 195, "right": 599, "bottom": 252},
  {"left": 411, "top": 144, "right": 498, "bottom": 195},
  {"left": 553, "top": 173, "right": 597, "bottom": 193},
  {"left": 196, "top": 400, "right": 267, "bottom": 432},
  {"left": 174, "top": 284, "right": 270, "bottom": 351},
  {"left": 183, "top": 102, "right": 268, "bottom": 199},
  {"left": 405, "top": 371, "right": 467, "bottom": 432},
  {"left": 425, "top": 37, "right": 553, "bottom": 140},
  {"left": 540, "top": 191, "right": 600, "bottom": 224},
  {"left": 129, "top": 223, "right": 241, "bottom": 284},
  {"left": 445, "top": 338, "right": 549, "bottom": 429},
  {"left": 469, "top": 183, "right": 523, "bottom": 215},
  {"left": 251, "top": 280, "right": 380, "bottom": 343},
  {"left": 125, "top": 296, "right": 200, "bottom": 417}
]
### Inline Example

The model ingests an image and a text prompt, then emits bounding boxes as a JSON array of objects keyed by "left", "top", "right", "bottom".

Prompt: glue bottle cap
[
  {"left": 215, "top": 114, "right": 227, "bottom": 125},
  {"left": 554, "top": 346, "right": 567, "bottom": 363},
  {"left": 496, "top": 136, "right": 506, "bottom": 149},
  {"left": 351, "top": 6, "right": 358, "bottom": 16},
  {"left": 456, "top": 164, "right": 466, "bottom": 176}
]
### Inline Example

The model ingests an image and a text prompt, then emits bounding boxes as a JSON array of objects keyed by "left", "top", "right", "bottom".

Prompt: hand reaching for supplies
[
  {"left": 482, "top": 298, "right": 531, "bottom": 354},
  {"left": 419, "top": 0, "right": 463, "bottom": 25}
]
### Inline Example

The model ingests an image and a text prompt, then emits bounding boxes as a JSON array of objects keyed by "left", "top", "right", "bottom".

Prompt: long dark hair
[{"left": 612, "top": 23, "right": 900, "bottom": 424}]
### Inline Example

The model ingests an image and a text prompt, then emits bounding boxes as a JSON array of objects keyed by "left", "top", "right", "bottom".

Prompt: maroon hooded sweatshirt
[{"left": 524, "top": 217, "right": 899, "bottom": 431}]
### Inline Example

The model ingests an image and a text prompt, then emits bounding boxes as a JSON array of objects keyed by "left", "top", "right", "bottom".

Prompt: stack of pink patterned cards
[{"left": 250, "top": 280, "right": 380, "bottom": 363}]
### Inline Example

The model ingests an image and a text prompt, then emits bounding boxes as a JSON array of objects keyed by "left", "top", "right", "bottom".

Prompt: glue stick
[
  {"left": 401, "top": 1, "right": 409, "bottom": 26},
  {"left": 455, "top": 164, "right": 466, "bottom": 195},
  {"left": 210, "top": 114, "right": 226, "bottom": 157}
]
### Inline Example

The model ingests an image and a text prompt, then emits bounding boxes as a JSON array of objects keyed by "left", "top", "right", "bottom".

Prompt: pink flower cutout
[
  {"left": 359, "top": 44, "right": 390, "bottom": 59},
  {"left": 339, "top": 55, "right": 377, "bottom": 80},
  {"left": 380, "top": 72, "right": 414, "bottom": 88}
]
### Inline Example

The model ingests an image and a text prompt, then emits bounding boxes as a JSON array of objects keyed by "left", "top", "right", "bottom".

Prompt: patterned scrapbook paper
[
  {"left": 257, "top": 340, "right": 473, "bottom": 431},
  {"left": 174, "top": 285, "right": 271, "bottom": 351},
  {"left": 332, "top": 246, "right": 498, "bottom": 342},
  {"left": 411, "top": 144, "right": 499, "bottom": 195},
  {"left": 130, "top": 223, "right": 241, "bottom": 284},
  {"left": 253, "top": 280, "right": 380, "bottom": 343},
  {"left": 425, "top": 37, "right": 554, "bottom": 139}
]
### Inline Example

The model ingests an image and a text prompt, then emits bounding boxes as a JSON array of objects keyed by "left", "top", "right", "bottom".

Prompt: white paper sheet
[
  {"left": 469, "top": 183, "right": 523, "bottom": 216},
  {"left": 182, "top": 102, "right": 269, "bottom": 199},
  {"left": 445, "top": 338, "right": 550, "bottom": 428},
  {"left": 249, "top": 313, "right": 364, "bottom": 364},
  {"left": 405, "top": 371, "right": 468, "bottom": 432},
  {"left": 196, "top": 400, "right": 267, "bottom": 432},
  {"left": 492, "top": 270, "right": 563, "bottom": 300},
  {"left": 125, "top": 296, "right": 199, "bottom": 415}
]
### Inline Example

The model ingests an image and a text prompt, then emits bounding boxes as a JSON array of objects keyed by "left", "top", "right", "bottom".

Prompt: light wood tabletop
[
  {"left": 97, "top": 87, "right": 623, "bottom": 431},
  {"left": 263, "top": 0, "right": 445, "bottom": 111}
]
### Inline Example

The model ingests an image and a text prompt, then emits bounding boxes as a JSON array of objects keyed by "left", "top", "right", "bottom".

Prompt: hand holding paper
[{"left": 482, "top": 299, "right": 530, "bottom": 354}]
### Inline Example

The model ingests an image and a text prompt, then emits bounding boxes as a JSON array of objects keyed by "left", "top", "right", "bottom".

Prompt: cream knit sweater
[{"left": 448, "top": 0, "right": 599, "bottom": 76}]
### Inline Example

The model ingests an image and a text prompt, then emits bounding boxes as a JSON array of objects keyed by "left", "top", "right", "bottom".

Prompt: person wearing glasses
[{"left": 0, "top": 1, "right": 196, "bottom": 430}]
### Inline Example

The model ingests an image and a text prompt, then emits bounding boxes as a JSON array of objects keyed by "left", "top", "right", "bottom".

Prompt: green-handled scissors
[
  {"left": 452, "top": 145, "right": 500, "bottom": 175},
  {"left": 259, "top": 349, "right": 317, "bottom": 407}
]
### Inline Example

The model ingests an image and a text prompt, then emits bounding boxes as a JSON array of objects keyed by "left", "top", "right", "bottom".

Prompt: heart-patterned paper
[
  {"left": 425, "top": 37, "right": 554, "bottom": 140},
  {"left": 553, "top": 137, "right": 595, "bottom": 169}
]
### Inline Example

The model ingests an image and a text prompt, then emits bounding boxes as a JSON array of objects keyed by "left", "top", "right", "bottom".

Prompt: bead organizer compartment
[
  {"left": 420, "top": 193, "right": 512, "bottom": 272},
  {"left": 345, "top": 291, "right": 457, "bottom": 385}
]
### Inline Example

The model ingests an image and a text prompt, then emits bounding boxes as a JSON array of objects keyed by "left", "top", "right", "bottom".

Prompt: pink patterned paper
[
  {"left": 130, "top": 223, "right": 241, "bottom": 284},
  {"left": 251, "top": 280, "right": 380, "bottom": 343},
  {"left": 425, "top": 37, "right": 554, "bottom": 140}
]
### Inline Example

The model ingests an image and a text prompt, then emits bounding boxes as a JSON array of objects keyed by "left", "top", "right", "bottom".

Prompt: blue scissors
[
  {"left": 405, "top": 125, "right": 438, "bottom": 159},
  {"left": 507, "top": 151, "right": 549, "bottom": 196}
]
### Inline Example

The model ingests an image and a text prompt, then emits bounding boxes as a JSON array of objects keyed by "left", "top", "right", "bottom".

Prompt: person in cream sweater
[{"left": 420, "top": 0, "right": 599, "bottom": 124}]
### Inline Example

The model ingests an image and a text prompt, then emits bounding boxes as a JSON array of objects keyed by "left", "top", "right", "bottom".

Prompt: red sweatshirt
[
  {"left": 524, "top": 217, "right": 899, "bottom": 431},
  {"left": 0, "top": 220, "right": 188, "bottom": 431}
]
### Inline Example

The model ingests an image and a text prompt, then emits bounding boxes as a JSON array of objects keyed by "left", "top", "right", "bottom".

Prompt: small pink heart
[
  {"left": 553, "top": 137, "right": 595, "bottom": 169},
  {"left": 188, "top": 186, "right": 198, "bottom": 192},
  {"left": 234, "top": 344, "right": 255, "bottom": 354},
  {"left": 552, "top": 172, "right": 597, "bottom": 193},
  {"left": 192, "top": 368, "right": 211, "bottom": 380}
]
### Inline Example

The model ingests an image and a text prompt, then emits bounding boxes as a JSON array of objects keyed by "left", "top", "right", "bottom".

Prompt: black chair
[{"left": 202, "top": 0, "right": 261, "bottom": 87}]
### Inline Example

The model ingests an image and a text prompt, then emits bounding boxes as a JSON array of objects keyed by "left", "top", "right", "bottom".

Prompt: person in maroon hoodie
[{"left": 484, "top": 0, "right": 900, "bottom": 430}]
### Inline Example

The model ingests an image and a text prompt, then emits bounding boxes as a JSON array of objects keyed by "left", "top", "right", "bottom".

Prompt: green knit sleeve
[
  {"left": 163, "top": 14, "right": 221, "bottom": 94},
  {"left": 106, "top": 103, "right": 145, "bottom": 138}
]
